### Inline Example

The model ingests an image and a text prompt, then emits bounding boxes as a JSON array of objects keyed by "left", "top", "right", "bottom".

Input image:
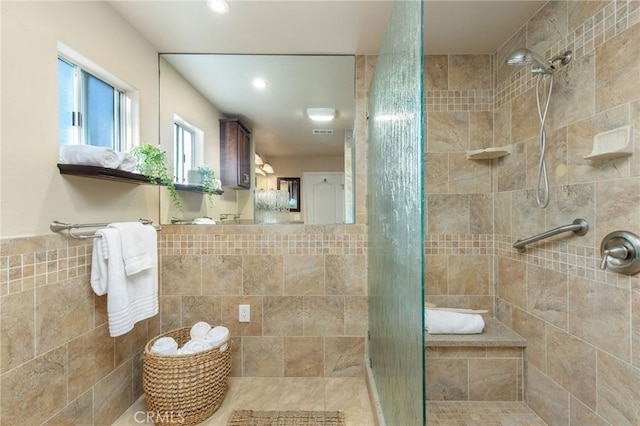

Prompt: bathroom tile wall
[
  {"left": 157, "top": 224, "right": 368, "bottom": 379},
  {"left": 493, "top": 1, "right": 640, "bottom": 424},
  {"left": 0, "top": 223, "right": 368, "bottom": 425},
  {"left": 0, "top": 235, "right": 159, "bottom": 426},
  {"left": 424, "top": 54, "right": 495, "bottom": 314}
]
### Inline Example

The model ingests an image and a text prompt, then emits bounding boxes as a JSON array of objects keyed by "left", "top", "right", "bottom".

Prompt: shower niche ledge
[
  {"left": 583, "top": 126, "right": 632, "bottom": 161},
  {"left": 466, "top": 146, "right": 511, "bottom": 160}
]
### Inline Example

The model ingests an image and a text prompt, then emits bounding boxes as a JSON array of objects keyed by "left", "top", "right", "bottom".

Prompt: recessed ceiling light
[
  {"left": 307, "top": 107, "right": 336, "bottom": 122},
  {"left": 252, "top": 78, "right": 267, "bottom": 90},
  {"left": 207, "top": 0, "right": 230, "bottom": 14}
]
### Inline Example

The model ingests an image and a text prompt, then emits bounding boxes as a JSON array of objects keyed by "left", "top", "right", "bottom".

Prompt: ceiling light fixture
[
  {"left": 255, "top": 153, "right": 264, "bottom": 166},
  {"left": 206, "top": 0, "right": 230, "bottom": 14},
  {"left": 261, "top": 162, "right": 274, "bottom": 174},
  {"left": 307, "top": 107, "right": 335, "bottom": 122},
  {"left": 255, "top": 167, "right": 266, "bottom": 176},
  {"left": 252, "top": 78, "right": 267, "bottom": 90}
]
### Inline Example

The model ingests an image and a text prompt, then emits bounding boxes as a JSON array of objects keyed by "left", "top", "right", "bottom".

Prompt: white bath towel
[
  {"left": 180, "top": 339, "right": 209, "bottom": 355},
  {"left": 151, "top": 337, "right": 179, "bottom": 355},
  {"left": 90, "top": 227, "right": 158, "bottom": 337},
  {"left": 59, "top": 145, "right": 121, "bottom": 169},
  {"left": 90, "top": 233, "right": 110, "bottom": 296},
  {"left": 425, "top": 309, "right": 485, "bottom": 334},
  {"left": 205, "top": 326, "right": 230, "bottom": 350},
  {"left": 117, "top": 152, "right": 137, "bottom": 172},
  {"left": 190, "top": 321, "right": 212, "bottom": 340},
  {"left": 107, "top": 222, "right": 156, "bottom": 276}
]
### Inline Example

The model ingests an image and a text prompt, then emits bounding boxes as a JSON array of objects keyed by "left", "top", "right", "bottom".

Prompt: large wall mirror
[{"left": 159, "top": 54, "right": 356, "bottom": 225}]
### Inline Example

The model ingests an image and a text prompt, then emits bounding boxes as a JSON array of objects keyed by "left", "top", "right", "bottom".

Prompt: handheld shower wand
[{"left": 505, "top": 48, "right": 572, "bottom": 208}]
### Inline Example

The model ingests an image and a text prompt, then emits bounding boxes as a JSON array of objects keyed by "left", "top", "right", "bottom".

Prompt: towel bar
[{"left": 50, "top": 219, "right": 160, "bottom": 239}]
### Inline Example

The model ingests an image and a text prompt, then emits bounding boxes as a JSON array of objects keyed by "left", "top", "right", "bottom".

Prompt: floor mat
[{"left": 226, "top": 410, "right": 346, "bottom": 426}]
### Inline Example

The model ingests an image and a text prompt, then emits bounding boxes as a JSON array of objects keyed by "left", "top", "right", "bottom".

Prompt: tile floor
[
  {"left": 112, "top": 377, "right": 375, "bottom": 426},
  {"left": 113, "top": 378, "right": 548, "bottom": 426}
]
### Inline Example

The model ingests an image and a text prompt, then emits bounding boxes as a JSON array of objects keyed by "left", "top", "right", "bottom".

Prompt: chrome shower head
[{"left": 506, "top": 48, "right": 572, "bottom": 75}]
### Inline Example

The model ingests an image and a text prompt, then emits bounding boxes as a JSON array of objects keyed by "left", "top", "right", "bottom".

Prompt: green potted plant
[
  {"left": 131, "top": 143, "right": 183, "bottom": 211},
  {"left": 197, "top": 165, "right": 223, "bottom": 208}
]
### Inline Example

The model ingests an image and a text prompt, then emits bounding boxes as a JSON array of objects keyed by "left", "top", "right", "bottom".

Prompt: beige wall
[
  {"left": 158, "top": 58, "right": 243, "bottom": 223},
  {"left": 493, "top": 1, "right": 640, "bottom": 424},
  {"left": 0, "top": 2, "right": 163, "bottom": 424},
  {"left": 0, "top": 1, "right": 160, "bottom": 238}
]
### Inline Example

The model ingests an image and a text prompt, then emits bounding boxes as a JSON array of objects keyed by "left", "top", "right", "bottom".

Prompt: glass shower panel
[{"left": 367, "top": 0, "right": 424, "bottom": 424}]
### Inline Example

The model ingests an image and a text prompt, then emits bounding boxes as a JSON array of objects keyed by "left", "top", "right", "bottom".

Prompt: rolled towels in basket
[
  {"left": 190, "top": 321, "right": 212, "bottom": 340},
  {"left": 205, "top": 326, "right": 230, "bottom": 352},
  {"left": 425, "top": 309, "right": 485, "bottom": 334},
  {"left": 59, "top": 145, "right": 121, "bottom": 169},
  {"left": 151, "top": 337, "right": 179, "bottom": 355},
  {"left": 180, "top": 339, "right": 209, "bottom": 355}
]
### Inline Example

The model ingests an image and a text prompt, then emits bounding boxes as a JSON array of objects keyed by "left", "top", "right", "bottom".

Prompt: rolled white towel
[
  {"left": 151, "top": 337, "right": 179, "bottom": 355},
  {"left": 425, "top": 309, "right": 485, "bottom": 334},
  {"left": 59, "top": 145, "right": 121, "bottom": 169},
  {"left": 180, "top": 339, "right": 209, "bottom": 355},
  {"left": 118, "top": 152, "right": 137, "bottom": 172},
  {"left": 192, "top": 218, "right": 216, "bottom": 225},
  {"left": 205, "top": 326, "right": 230, "bottom": 350},
  {"left": 190, "top": 321, "right": 212, "bottom": 340}
]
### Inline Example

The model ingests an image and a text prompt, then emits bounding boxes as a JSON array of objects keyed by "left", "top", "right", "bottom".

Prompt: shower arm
[{"left": 513, "top": 218, "right": 588, "bottom": 252}]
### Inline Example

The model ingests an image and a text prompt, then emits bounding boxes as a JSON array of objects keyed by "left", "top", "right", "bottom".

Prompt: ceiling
[{"left": 107, "top": 0, "right": 547, "bottom": 157}]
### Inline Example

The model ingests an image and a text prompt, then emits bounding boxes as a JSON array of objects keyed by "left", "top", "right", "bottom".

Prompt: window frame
[{"left": 58, "top": 42, "right": 139, "bottom": 152}]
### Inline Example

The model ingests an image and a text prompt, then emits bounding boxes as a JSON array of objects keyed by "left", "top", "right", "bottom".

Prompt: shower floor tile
[{"left": 427, "top": 401, "right": 548, "bottom": 425}]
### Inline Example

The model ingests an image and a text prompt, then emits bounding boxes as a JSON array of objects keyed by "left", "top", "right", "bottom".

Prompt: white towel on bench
[{"left": 425, "top": 309, "right": 485, "bottom": 334}]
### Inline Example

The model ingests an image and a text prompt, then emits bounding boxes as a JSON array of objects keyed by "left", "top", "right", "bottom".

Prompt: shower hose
[{"left": 535, "top": 73, "right": 553, "bottom": 209}]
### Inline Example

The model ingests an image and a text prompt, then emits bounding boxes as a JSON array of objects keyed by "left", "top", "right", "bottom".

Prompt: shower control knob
[
  {"left": 600, "top": 245, "right": 629, "bottom": 269},
  {"left": 600, "top": 231, "right": 640, "bottom": 275}
]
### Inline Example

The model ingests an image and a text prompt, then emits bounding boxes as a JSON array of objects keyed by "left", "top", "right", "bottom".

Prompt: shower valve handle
[{"left": 599, "top": 246, "right": 629, "bottom": 269}]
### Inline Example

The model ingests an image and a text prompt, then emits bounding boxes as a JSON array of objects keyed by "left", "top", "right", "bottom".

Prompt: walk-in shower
[{"left": 506, "top": 48, "right": 572, "bottom": 208}]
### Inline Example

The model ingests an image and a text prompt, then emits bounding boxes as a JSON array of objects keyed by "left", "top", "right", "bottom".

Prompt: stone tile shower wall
[
  {"left": 493, "top": 1, "right": 640, "bottom": 424},
  {"left": 158, "top": 225, "right": 367, "bottom": 379},
  {"left": 424, "top": 54, "right": 495, "bottom": 313},
  {"left": 0, "top": 235, "right": 158, "bottom": 425}
]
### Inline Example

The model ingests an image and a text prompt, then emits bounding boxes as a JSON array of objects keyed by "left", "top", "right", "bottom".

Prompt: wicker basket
[{"left": 142, "top": 327, "right": 232, "bottom": 426}]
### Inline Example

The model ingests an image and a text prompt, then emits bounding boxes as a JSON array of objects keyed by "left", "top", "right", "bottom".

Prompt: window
[
  {"left": 58, "top": 51, "right": 134, "bottom": 151},
  {"left": 174, "top": 122, "right": 195, "bottom": 184},
  {"left": 173, "top": 115, "right": 205, "bottom": 184}
]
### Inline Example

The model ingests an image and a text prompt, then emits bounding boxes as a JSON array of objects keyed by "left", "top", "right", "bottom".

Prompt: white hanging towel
[
  {"left": 90, "top": 224, "right": 158, "bottom": 337},
  {"left": 107, "top": 222, "right": 155, "bottom": 275}
]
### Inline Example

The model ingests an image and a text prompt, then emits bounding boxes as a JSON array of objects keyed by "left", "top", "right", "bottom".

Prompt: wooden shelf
[
  {"left": 57, "top": 164, "right": 152, "bottom": 184},
  {"left": 58, "top": 164, "right": 224, "bottom": 195},
  {"left": 175, "top": 183, "right": 224, "bottom": 195}
]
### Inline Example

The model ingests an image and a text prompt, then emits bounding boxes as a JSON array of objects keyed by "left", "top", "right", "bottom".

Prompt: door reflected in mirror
[
  {"left": 158, "top": 54, "right": 356, "bottom": 225},
  {"left": 277, "top": 177, "right": 300, "bottom": 213}
]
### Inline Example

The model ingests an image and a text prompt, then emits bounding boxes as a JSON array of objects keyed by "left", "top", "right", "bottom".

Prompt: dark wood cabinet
[{"left": 219, "top": 118, "right": 251, "bottom": 189}]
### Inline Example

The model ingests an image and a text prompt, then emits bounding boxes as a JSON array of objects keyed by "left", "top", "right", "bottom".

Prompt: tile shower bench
[{"left": 425, "top": 318, "right": 527, "bottom": 401}]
